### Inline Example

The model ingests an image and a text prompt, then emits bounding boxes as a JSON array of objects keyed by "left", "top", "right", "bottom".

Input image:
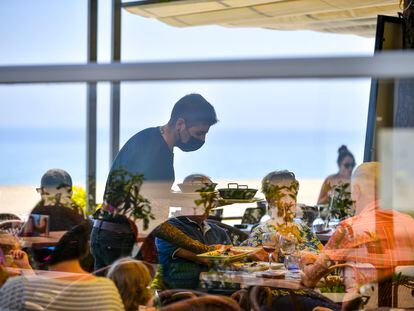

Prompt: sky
[{"left": 0, "top": 0, "right": 375, "bottom": 187}]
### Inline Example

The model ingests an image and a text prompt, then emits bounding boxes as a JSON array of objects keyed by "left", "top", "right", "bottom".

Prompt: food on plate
[
  {"left": 232, "top": 261, "right": 284, "bottom": 272},
  {"left": 197, "top": 246, "right": 260, "bottom": 261}
]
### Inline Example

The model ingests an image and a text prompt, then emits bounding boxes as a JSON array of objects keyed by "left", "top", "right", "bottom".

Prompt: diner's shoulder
[
  {"left": 241, "top": 223, "right": 274, "bottom": 247},
  {"left": 109, "top": 127, "right": 158, "bottom": 170},
  {"left": 206, "top": 222, "right": 232, "bottom": 244},
  {"left": 296, "top": 221, "right": 323, "bottom": 251},
  {"left": 118, "top": 127, "right": 162, "bottom": 156},
  {"left": 322, "top": 174, "right": 339, "bottom": 187},
  {"left": 0, "top": 275, "right": 124, "bottom": 311},
  {"left": 0, "top": 276, "right": 25, "bottom": 309}
]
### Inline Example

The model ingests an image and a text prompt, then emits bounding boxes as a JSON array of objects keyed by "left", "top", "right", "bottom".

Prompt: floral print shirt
[{"left": 242, "top": 220, "right": 323, "bottom": 252}]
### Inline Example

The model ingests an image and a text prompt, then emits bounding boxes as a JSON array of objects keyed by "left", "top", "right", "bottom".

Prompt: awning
[{"left": 123, "top": 0, "right": 401, "bottom": 37}]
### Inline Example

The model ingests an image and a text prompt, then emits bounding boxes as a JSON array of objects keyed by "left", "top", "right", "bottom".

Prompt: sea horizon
[
  {"left": 0, "top": 178, "right": 324, "bottom": 220},
  {"left": 0, "top": 127, "right": 365, "bottom": 184}
]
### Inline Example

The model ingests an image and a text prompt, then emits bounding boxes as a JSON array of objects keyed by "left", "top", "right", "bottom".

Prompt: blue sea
[{"left": 0, "top": 127, "right": 365, "bottom": 186}]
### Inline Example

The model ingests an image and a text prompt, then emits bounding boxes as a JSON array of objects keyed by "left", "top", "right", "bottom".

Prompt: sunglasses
[{"left": 343, "top": 162, "right": 355, "bottom": 169}]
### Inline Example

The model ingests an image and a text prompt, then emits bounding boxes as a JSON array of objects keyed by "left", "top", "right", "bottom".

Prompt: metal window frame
[
  {"left": 2, "top": 51, "right": 414, "bottom": 83},
  {"left": 86, "top": 0, "right": 98, "bottom": 213},
  {"left": 2, "top": 1, "right": 414, "bottom": 214}
]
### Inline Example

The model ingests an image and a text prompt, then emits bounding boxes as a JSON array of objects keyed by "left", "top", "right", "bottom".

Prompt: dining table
[
  {"left": 20, "top": 231, "right": 66, "bottom": 249},
  {"left": 199, "top": 269, "right": 304, "bottom": 290},
  {"left": 20, "top": 231, "right": 148, "bottom": 249}
]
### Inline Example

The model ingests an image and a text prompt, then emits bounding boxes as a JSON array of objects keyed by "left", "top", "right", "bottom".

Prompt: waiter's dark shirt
[
  {"left": 102, "top": 127, "right": 175, "bottom": 225},
  {"left": 107, "top": 127, "right": 174, "bottom": 186}
]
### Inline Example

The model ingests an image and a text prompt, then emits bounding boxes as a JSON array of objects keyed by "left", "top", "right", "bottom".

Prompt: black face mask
[{"left": 176, "top": 130, "right": 205, "bottom": 152}]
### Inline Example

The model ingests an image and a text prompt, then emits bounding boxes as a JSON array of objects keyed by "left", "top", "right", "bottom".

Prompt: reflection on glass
[
  {"left": 312, "top": 205, "right": 325, "bottom": 233},
  {"left": 279, "top": 232, "right": 297, "bottom": 270}
]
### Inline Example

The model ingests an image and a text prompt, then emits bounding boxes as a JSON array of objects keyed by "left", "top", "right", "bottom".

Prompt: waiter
[{"left": 90, "top": 94, "right": 218, "bottom": 269}]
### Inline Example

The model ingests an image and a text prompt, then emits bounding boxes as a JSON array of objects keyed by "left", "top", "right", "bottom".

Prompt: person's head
[
  {"left": 351, "top": 162, "right": 380, "bottom": 214},
  {"left": 337, "top": 145, "right": 356, "bottom": 178},
  {"left": 106, "top": 258, "right": 152, "bottom": 311},
  {"left": 167, "top": 94, "right": 217, "bottom": 152},
  {"left": 0, "top": 233, "right": 21, "bottom": 268},
  {"left": 37, "top": 169, "right": 73, "bottom": 205},
  {"left": 0, "top": 233, "right": 20, "bottom": 256},
  {"left": 262, "top": 170, "right": 299, "bottom": 224},
  {"left": 48, "top": 222, "right": 90, "bottom": 266}
]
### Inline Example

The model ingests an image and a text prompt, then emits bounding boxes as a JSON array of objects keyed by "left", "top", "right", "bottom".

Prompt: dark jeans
[{"left": 90, "top": 226, "right": 135, "bottom": 271}]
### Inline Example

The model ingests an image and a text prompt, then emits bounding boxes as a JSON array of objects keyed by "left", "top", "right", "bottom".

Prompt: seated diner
[
  {"left": 107, "top": 257, "right": 154, "bottom": 311},
  {"left": 0, "top": 223, "right": 124, "bottom": 310},
  {"left": 30, "top": 169, "right": 85, "bottom": 231},
  {"left": 243, "top": 170, "right": 322, "bottom": 253},
  {"left": 301, "top": 162, "right": 414, "bottom": 304},
  {"left": 155, "top": 191, "right": 232, "bottom": 289}
]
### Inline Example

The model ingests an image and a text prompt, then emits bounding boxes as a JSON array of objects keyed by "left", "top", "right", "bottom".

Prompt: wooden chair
[
  {"left": 206, "top": 219, "right": 248, "bottom": 246},
  {"left": 0, "top": 213, "right": 21, "bottom": 221},
  {"left": 392, "top": 266, "right": 414, "bottom": 308},
  {"left": 158, "top": 288, "right": 208, "bottom": 306},
  {"left": 249, "top": 286, "right": 273, "bottom": 311},
  {"left": 249, "top": 285, "right": 343, "bottom": 311},
  {"left": 159, "top": 295, "right": 240, "bottom": 311},
  {"left": 231, "top": 288, "right": 250, "bottom": 311},
  {"left": 135, "top": 224, "right": 160, "bottom": 265},
  {"left": 0, "top": 219, "right": 24, "bottom": 235}
]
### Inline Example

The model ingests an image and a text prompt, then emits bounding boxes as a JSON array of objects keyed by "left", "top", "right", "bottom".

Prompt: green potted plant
[
  {"left": 194, "top": 184, "right": 221, "bottom": 216},
  {"left": 98, "top": 168, "right": 154, "bottom": 230},
  {"left": 329, "top": 183, "right": 354, "bottom": 222}
]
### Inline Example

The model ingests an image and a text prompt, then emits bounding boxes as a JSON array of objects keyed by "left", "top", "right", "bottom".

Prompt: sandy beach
[{"left": 0, "top": 178, "right": 323, "bottom": 220}]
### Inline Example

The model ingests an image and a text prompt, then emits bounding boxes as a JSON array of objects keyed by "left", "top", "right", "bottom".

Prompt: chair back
[
  {"left": 135, "top": 225, "right": 159, "bottom": 264},
  {"left": 160, "top": 295, "right": 240, "bottom": 311},
  {"left": 0, "top": 220, "right": 24, "bottom": 236},
  {"left": 249, "top": 286, "right": 273, "bottom": 311},
  {"left": 206, "top": 219, "right": 248, "bottom": 246},
  {"left": 231, "top": 289, "right": 250, "bottom": 311},
  {"left": 241, "top": 207, "right": 265, "bottom": 225},
  {"left": 158, "top": 288, "right": 208, "bottom": 306},
  {"left": 0, "top": 213, "right": 21, "bottom": 221}
]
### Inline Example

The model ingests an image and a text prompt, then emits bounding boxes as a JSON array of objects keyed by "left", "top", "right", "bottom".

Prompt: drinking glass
[
  {"left": 262, "top": 232, "right": 279, "bottom": 271},
  {"left": 279, "top": 233, "right": 297, "bottom": 270},
  {"left": 312, "top": 204, "right": 325, "bottom": 233}
]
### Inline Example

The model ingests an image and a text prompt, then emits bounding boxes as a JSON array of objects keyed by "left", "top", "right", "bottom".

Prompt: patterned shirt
[
  {"left": 156, "top": 216, "right": 232, "bottom": 289},
  {"left": 242, "top": 220, "right": 322, "bottom": 252},
  {"left": 0, "top": 275, "right": 124, "bottom": 311},
  {"left": 323, "top": 201, "right": 414, "bottom": 268}
]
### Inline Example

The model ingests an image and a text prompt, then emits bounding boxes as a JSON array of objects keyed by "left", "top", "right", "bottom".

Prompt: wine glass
[
  {"left": 312, "top": 204, "right": 325, "bottom": 233},
  {"left": 262, "top": 232, "right": 279, "bottom": 271},
  {"left": 279, "top": 233, "right": 297, "bottom": 270}
]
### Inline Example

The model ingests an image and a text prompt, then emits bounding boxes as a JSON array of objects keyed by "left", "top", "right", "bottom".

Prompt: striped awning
[{"left": 123, "top": 0, "right": 401, "bottom": 37}]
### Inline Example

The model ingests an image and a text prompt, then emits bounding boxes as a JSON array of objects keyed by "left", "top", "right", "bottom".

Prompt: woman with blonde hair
[{"left": 107, "top": 257, "right": 153, "bottom": 310}]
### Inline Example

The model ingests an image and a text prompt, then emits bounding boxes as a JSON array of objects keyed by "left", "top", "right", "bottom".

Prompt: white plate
[{"left": 233, "top": 261, "right": 284, "bottom": 272}]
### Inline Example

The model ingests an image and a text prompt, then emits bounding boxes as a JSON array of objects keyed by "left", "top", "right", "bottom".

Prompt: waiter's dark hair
[{"left": 168, "top": 94, "right": 218, "bottom": 127}]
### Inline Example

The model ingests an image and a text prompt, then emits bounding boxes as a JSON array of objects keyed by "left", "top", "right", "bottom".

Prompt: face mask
[{"left": 176, "top": 129, "right": 205, "bottom": 152}]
